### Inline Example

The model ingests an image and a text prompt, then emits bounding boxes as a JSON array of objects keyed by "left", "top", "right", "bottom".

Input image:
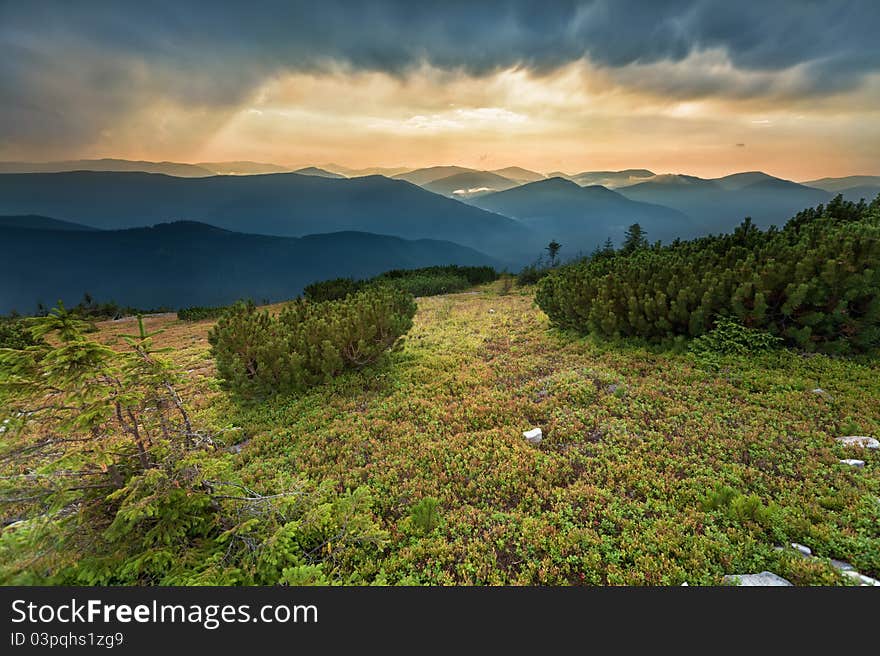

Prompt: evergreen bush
[
  {"left": 177, "top": 304, "right": 232, "bottom": 321},
  {"left": 209, "top": 284, "right": 417, "bottom": 397},
  {"left": 536, "top": 195, "right": 880, "bottom": 353}
]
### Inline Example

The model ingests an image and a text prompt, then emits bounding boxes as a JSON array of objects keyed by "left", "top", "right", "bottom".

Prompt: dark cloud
[{"left": 1, "top": 0, "right": 879, "bottom": 153}]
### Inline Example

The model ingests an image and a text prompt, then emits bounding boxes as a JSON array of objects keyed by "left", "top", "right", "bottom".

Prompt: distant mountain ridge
[
  {"left": 0, "top": 158, "right": 215, "bottom": 177},
  {"left": 618, "top": 173, "right": 832, "bottom": 230},
  {"left": 470, "top": 177, "right": 695, "bottom": 254},
  {"left": 423, "top": 171, "right": 519, "bottom": 198},
  {"left": 0, "top": 215, "right": 98, "bottom": 231},
  {"left": 0, "top": 171, "right": 536, "bottom": 262},
  {"left": 292, "top": 166, "right": 346, "bottom": 178},
  {"left": 0, "top": 221, "right": 500, "bottom": 314}
]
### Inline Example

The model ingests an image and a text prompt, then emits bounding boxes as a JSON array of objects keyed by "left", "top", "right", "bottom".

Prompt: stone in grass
[
  {"left": 836, "top": 436, "right": 879, "bottom": 449},
  {"left": 790, "top": 543, "right": 812, "bottom": 557},
  {"left": 839, "top": 459, "right": 865, "bottom": 467},
  {"left": 830, "top": 559, "right": 856, "bottom": 572},
  {"left": 722, "top": 572, "right": 793, "bottom": 586},
  {"left": 810, "top": 388, "right": 826, "bottom": 395},
  {"left": 523, "top": 427, "right": 543, "bottom": 445},
  {"left": 841, "top": 570, "right": 880, "bottom": 586}
]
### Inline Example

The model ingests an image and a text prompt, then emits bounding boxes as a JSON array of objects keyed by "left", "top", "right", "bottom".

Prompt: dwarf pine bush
[
  {"left": 536, "top": 195, "right": 880, "bottom": 353},
  {"left": 209, "top": 284, "right": 417, "bottom": 397}
]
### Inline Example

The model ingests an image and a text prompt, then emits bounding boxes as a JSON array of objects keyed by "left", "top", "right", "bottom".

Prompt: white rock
[
  {"left": 811, "top": 388, "right": 826, "bottom": 394},
  {"left": 830, "top": 559, "right": 856, "bottom": 572},
  {"left": 680, "top": 582, "right": 689, "bottom": 586},
  {"left": 836, "top": 436, "right": 879, "bottom": 449},
  {"left": 839, "top": 459, "right": 865, "bottom": 467},
  {"left": 721, "top": 572, "right": 793, "bottom": 586},
  {"left": 488, "top": 309, "right": 496, "bottom": 314},
  {"left": 842, "top": 570, "right": 880, "bottom": 586},
  {"left": 523, "top": 427, "right": 543, "bottom": 444},
  {"left": 791, "top": 542, "right": 812, "bottom": 557}
]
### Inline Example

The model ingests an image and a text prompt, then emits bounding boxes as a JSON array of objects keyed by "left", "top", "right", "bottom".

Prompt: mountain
[
  {"left": 834, "top": 185, "right": 880, "bottom": 202},
  {"left": 490, "top": 167, "right": 545, "bottom": 183},
  {"left": 618, "top": 172, "right": 831, "bottom": 231},
  {"left": 470, "top": 177, "right": 695, "bottom": 254},
  {"left": 0, "top": 171, "right": 534, "bottom": 262},
  {"left": 291, "top": 166, "right": 346, "bottom": 179},
  {"left": 196, "top": 161, "right": 290, "bottom": 175},
  {"left": 802, "top": 175, "right": 880, "bottom": 192},
  {"left": 0, "top": 221, "right": 501, "bottom": 314},
  {"left": 423, "top": 171, "right": 520, "bottom": 198},
  {"left": 0, "top": 158, "right": 214, "bottom": 177},
  {"left": 561, "top": 169, "right": 656, "bottom": 188},
  {"left": 713, "top": 171, "right": 783, "bottom": 190},
  {"left": 0, "top": 215, "right": 98, "bottom": 231},
  {"left": 321, "top": 164, "right": 412, "bottom": 178},
  {"left": 393, "top": 166, "right": 478, "bottom": 185}
]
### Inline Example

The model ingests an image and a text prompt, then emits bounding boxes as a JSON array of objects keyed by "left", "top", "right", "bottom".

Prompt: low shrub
[
  {"left": 302, "top": 278, "right": 365, "bottom": 303},
  {"left": 536, "top": 195, "right": 880, "bottom": 353},
  {"left": 209, "top": 284, "right": 416, "bottom": 397},
  {"left": 517, "top": 264, "right": 551, "bottom": 286},
  {"left": 177, "top": 305, "right": 232, "bottom": 322}
]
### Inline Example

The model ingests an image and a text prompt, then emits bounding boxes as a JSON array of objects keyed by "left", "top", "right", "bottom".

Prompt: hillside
[
  {"left": 29, "top": 284, "right": 876, "bottom": 585},
  {"left": 619, "top": 174, "right": 831, "bottom": 231},
  {"left": 470, "top": 177, "right": 695, "bottom": 252},
  {"left": 292, "top": 166, "right": 346, "bottom": 178},
  {"left": 423, "top": 171, "right": 520, "bottom": 198},
  {"left": 557, "top": 169, "right": 656, "bottom": 188},
  {"left": 0, "top": 221, "right": 499, "bottom": 313},
  {"left": 393, "top": 166, "right": 479, "bottom": 185},
  {"left": 196, "top": 161, "right": 290, "bottom": 175},
  {"left": 490, "top": 167, "right": 546, "bottom": 182},
  {"left": 0, "top": 158, "right": 215, "bottom": 177},
  {"left": 0, "top": 171, "right": 535, "bottom": 261},
  {"left": 0, "top": 215, "right": 97, "bottom": 231},
  {"left": 803, "top": 175, "right": 880, "bottom": 192}
]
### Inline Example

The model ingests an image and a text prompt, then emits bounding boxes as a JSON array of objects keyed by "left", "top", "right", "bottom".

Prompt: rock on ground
[
  {"left": 836, "top": 436, "right": 879, "bottom": 449},
  {"left": 721, "top": 572, "right": 793, "bottom": 586},
  {"left": 522, "top": 427, "right": 543, "bottom": 444}
]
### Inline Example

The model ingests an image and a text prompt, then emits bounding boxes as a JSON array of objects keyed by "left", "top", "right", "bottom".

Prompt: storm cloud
[{"left": 1, "top": 0, "right": 879, "bottom": 159}]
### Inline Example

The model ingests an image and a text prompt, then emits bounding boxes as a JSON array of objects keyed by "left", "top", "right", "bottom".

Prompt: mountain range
[
  {"left": 2, "top": 160, "right": 878, "bottom": 313},
  {"left": 0, "top": 221, "right": 499, "bottom": 314},
  {"left": 0, "top": 171, "right": 535, "bottom": 261},
  {"left": 469, "top": 178, "right": 696, "bottom": 255},
  {"left": 618, "top": 172, "right": 833, "bottom": 231}
]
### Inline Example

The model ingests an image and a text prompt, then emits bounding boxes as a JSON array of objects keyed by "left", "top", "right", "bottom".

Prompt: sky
[{"left": 1, "top": 0, "right": 879, "bottom": 180}]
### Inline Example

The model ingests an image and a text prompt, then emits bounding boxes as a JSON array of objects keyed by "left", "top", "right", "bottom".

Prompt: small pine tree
[
  {"left": 546, "top": 240, "right": 562, "bottom": 266},
  {"left": 621, "top": 224, "right": 648, "bottom": 254}
]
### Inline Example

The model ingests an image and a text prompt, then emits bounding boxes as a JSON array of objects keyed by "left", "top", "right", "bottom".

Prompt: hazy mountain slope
[
  {"left": 0, "top": 159, "right": 214, "bottom": 177},
  {"left": 321, "top": 164, "right": 412, "bottom": 177},
  {"left": 835, "top": 185, "right": 880, "bottom": 202},
  {"left": 490, "top": 167, "right": 545, "bottom": 182},
  {"left": 423, "top": 171, "right": 520, "bottom": 198},
  {"left": 292, "top": 166, "right": 346, "bottom": 178},
  {"left": 619, "top": 173, "right": 831, "bottom": 230},
  {"left": 196, "top": 161, "right": 290, "bottom": 175},
  {"left": 568, "top": 169, "right": 656, "bottom": 188},
  {"left": 0, "top": 222, "right": 501, "bottom": 314},
  {"left": 393, "top": 166, "right": 478, "bottom": 185},
  {"left": 0, "top": 215, "right": 98, "bottom": 231},
  {"left": 711, "top": 171, "right": 784, "bottom": 190},
  {"left": 470, "top": 177, "right": 695, "bottom": 254},
  {"left": 0, "top": 171, "right": 534, "bottom": 261},
  {"left": 802, "top": 175, "right": 880, "bottom": 192}
]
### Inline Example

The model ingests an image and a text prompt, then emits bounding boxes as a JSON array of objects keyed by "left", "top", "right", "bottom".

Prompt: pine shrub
[
  {"left": 177, "top": 304, "right": 231, "bottom": 321},
  {"left": 536, "top": 195, "right": 880, "bottom": 353},
  {"left": 209, "top": 284, "right": 417, "bottom": 397}
]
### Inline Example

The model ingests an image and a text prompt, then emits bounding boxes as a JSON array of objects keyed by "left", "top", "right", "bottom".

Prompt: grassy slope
[{"left": 95, "top": 285, "right": 880, "bottom": 585}]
